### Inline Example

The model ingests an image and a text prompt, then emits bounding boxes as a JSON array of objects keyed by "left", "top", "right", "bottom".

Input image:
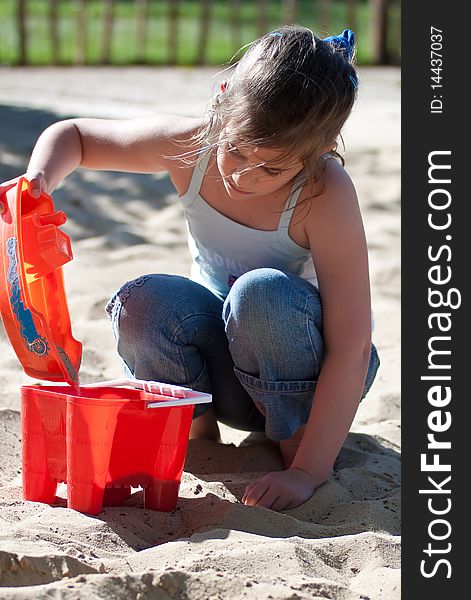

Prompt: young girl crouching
[{"left": 0, "top": 26, "right": 379, "bottom": 511}]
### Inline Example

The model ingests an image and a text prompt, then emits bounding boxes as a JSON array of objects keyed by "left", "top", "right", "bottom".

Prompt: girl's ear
[
  {"left": 323, "top": 142, "right": 337, "bottom": 154},
  {"left": 220, "top": 81, "right": 228, "bottom": 93}
]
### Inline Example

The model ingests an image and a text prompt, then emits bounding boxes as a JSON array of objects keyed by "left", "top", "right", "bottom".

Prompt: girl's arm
[
  {"left": 244, "top": 161, "right": 373, "bottom": 510},
  {"left": 290, "top": 162, "right": 372, "bottom": 482},
  {"left": 1, "top": 115, "right": 200, "bottom": 198}
]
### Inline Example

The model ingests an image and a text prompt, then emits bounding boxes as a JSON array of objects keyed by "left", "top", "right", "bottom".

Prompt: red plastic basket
[{"left": 21, "top": 382, "right": 211, "bottom": 514}]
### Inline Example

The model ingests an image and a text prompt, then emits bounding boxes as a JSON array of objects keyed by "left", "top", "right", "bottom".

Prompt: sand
[{"left": 0, "top": 66, "right": 400, "bottom": 599}]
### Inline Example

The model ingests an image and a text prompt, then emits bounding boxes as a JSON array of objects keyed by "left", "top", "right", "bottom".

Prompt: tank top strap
[
  {"left": 277, "top": 173, "right": 305, "bottom": 231},
  {"left": 180, "top": 147, "right": 212, "bottom": 206}
]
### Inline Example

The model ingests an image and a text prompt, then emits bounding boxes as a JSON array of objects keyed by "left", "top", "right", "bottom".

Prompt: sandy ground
[{"left": 0, "top": 66, "right": 400, "bottom": 599}]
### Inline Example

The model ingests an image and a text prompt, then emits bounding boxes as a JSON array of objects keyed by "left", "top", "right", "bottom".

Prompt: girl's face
[{"left": 216, "top": 131, "right": 304, "bottom": 199}]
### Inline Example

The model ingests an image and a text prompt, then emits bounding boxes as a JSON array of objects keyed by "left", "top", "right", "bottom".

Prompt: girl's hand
[
  {"left": 0, "top": 172, "right": 48, "bottom": 214},
  {"left": 242, "top": 467, "right": 324, "bottom": 511}
]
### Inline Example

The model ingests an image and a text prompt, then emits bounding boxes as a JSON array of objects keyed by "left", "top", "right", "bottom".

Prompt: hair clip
[
  {"left": 323, "top": 29, "right": 355, "bottom": 61},
  {"left": 349, "top": 75, "right": 358, "bottom": 88},
  {"left": 267, "top": 31, "right": 283, "bottom": 37}
]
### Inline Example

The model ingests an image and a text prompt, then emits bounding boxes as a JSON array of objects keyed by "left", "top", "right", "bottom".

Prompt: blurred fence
[{"left": 1, "top": 0, "right": 400, "bottom": 67}]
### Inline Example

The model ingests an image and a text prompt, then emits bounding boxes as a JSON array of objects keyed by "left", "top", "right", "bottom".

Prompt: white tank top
[{"left": 178, "top": 149, "right": 318, "bottom": 299}]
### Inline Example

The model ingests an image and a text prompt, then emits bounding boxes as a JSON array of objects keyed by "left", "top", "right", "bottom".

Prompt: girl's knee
[
  {"left": 106, "top": 274, "right": 165, "bottom": 339},
  {"left": 106, "top": 273, "right": 223, "bottom": 347},
  {"left": 223, "top": 268, "right": 322, "bottom": 333},
  {"left": 224, "top": 269, "right": 285, "bottom": 324},
  {"left": 223, "top": 269, "right": 324, "bottom": 378}
]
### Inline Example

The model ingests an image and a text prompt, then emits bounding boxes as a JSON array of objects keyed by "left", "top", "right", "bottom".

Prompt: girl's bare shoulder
[
  {"left": 301, "top": 157, "right": 366, "bottom": 259},
  {"left": 322, "top": 157, "right": 357, "bottom": 200},
  {"left": 304, "top": 157, "right": 360, "bottom": 222}
]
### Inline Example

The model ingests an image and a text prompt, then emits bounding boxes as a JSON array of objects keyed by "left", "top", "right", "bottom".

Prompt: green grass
[{"left": 0, "top": 0, "right": 400, "bottom": 66}]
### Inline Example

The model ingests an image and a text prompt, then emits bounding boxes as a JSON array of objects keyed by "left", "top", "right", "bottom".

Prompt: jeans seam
[
  {"left": 176, "top": 349, "right": 208, "bottom": 390},
  {"left": 272, "top": 275, "right": 323, "bottom": 374},
  {"left": 298, "top": 288, "right": 322, "bottom": 371},
  {"left": 172, "top": 312, "right": 223, "bottom": 385},
  {"left": 170, "top": 312, "right": 223, "bottom": 345},
  {"left": 234, "top": 367, "right": 316, "bottom": 393},
  {"left": 306, "top": 315, "right": 322, "bottom": 371}
]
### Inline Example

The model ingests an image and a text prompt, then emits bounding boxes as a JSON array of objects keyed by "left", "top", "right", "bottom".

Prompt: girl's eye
[
  {"left": 264, "top": 168, "right": 281, "bottom": 177},
  {"left": 226, "top": 142, "right": 240, "bottom": 156}
]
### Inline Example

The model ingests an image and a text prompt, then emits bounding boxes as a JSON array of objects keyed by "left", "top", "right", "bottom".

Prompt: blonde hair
[
  {"left": 203, "top": 25, "right": 358, "bottom": 180},
  {"left": 181, "top": 25, "right": 358, "bottom": 195}
]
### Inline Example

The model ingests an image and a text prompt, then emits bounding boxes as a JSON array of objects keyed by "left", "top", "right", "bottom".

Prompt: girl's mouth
[{"left": 227, "top": 179, "right": 251, "bottom": 195}]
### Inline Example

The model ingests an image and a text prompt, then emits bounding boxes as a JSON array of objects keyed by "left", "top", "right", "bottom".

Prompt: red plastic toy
[
  {"left": 0, "top": 177, "right": 81, "bottom": 386},
  {"left": 21, "top": 383, "right": 210, "bottom": 514}
]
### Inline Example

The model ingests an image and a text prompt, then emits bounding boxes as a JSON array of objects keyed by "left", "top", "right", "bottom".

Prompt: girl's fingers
[
  {"left": 243, "top": 481, "right": 291, "bottom": 511},
  {"left": 242, "top": 478, "right": 260, "bottom": 502},
  {"left": 270, "top": 494, "right": 293, "bottom": 512},
  {"left": 28, "top": 181, "right": 41, "bottom": 198},
  {"left": 255, "top": 489, "right": 282, "bottom": 509},
  {"left": 242, "top": 480, "right": 270, "bottom": 506},
  {"left": 0, "top": 172, "right": 47, "bottom": 199},
  {"left": 27, "top": 172, "right": 45, "bottom": 198},
  {"left": 241, "top": 483, "right": 256, "bottom": 504},
  {"left": 0, "top": 173, "right": 46, "bottom": 213}
]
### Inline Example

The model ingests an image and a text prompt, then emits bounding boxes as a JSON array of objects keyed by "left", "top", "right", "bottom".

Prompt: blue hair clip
[
  {"left": 323, "top": 29, "right": 355, "bottom": 61},
  {"left": 268, "top": 31, "right": 283, "bottom": 37},
  {"left": 349, "top": 75, "right": 358, "bottom": 89}
]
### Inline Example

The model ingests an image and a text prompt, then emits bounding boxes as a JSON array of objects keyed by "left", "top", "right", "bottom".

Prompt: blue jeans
[{"left": 105, "top": 269, "right": 380, "bottom": 441}]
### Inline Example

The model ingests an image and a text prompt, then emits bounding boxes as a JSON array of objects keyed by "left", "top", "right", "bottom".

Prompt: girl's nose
[{"left": 232, "top": 165, "right": 254, "bottom": 186}]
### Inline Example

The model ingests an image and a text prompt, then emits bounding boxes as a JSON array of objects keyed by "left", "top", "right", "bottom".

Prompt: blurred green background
[{"left": 0, "top": 0, "right": 400, "bottom": 66}]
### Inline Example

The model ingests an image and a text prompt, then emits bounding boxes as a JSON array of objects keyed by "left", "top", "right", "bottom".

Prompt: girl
[{"left": 0, "top": 26, "right": 379, "bottom": 512}]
